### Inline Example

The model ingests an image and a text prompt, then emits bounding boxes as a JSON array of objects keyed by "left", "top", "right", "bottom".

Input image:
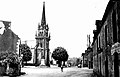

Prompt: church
[{"left": 34, "top": 2, "right": 51, "bottom": 67}]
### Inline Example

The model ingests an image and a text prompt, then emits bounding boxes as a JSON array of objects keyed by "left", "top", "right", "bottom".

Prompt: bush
[
  {"left": 0, "top": 65, "right": 6, "bottom": 75},
  {"left": 0, "top": 51, "right": 21, "bottom": 76}
]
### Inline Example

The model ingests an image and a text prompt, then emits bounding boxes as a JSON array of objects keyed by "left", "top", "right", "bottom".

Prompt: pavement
[{"left": 19, "top": 66, "right": 93, "bottom": 77}]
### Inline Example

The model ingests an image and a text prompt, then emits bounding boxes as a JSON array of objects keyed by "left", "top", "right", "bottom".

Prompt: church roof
[
  {"left": 38, "top": 2, "right": 49, "bottom": 31},
  {"left": 41, "top": 2, "right": 46, "bottom": 26}
]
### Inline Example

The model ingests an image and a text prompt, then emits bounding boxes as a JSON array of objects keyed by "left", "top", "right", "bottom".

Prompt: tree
[
  {"left": 52, "top": 47, "right": 69, "bottom": 67},
  {"left": 19, "top": 44, "right": 32, "bottom": 64}
]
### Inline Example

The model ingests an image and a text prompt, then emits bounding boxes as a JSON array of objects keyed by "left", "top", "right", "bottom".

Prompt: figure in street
[{"left": 61, "top": 66, "right": 63, "bottom": 72}]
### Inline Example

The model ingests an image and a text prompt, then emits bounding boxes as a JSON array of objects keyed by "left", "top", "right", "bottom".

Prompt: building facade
[
  {"left": 0, "top": 21, "right": 20, "bottom": 75},
  {"left": 0, "top": 21, "right": 20, "bottom": 52},
  {"left": 92, "top": 0, "right": 120, "bottom": 77},
  {"left": 82, "top": 47, "right": 93, "bottom": 68},
  {"left": 87, "top": 47, "right": 93, "bottom": 69},
  {"left": 81, "top": 52, "right": 88, "bottom": 67},
  {"left": 34, "top": 2, "right": 50, "bottom": 67},
  {"left": 82, "top": 34, "right": 93, "bottom": 69}
]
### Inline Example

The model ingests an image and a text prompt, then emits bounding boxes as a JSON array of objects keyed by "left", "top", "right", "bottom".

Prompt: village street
[{"left": 19, "top": 66, "right": 93, "bottom": 77}]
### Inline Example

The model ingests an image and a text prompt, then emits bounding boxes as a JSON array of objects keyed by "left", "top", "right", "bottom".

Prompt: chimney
[
  {"left": 93, "top": 30, "right": 97, "bottom": 41},
  {"left": 95, "top": 20, "right": 102, "bottom": 31}
]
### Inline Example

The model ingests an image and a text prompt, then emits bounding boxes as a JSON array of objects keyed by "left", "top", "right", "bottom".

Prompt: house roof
[{"left": 92, "top": 0, "right": 117, "bottom": 46}]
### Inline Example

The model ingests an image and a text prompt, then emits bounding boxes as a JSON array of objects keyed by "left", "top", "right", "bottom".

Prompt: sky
[{"left": 0, "top": 0, "right": 109, "bottom": 58}]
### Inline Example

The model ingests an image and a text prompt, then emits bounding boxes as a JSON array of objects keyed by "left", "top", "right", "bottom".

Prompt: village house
[
  {"left": 0, "top": 21, "right": 20, "bottom": 76},
  {"left": 81, "top": 52, "right": 88, "bottom": 67},
  {"left": 92, "top": 0, "right": 120, "bottom": 77}
]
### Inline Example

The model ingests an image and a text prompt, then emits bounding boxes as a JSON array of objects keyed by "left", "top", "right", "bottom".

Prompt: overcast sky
[{"left": 0, "top": 0, "right": 109, "bottom": 58}]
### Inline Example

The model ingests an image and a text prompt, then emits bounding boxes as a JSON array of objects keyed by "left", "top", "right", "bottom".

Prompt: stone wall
[{"left": 92, "top": 1, "right": 120, "bottom": 77}]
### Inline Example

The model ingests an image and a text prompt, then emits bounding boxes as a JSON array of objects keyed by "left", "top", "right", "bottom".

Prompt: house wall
[{"left": 92, "top": 1, "right": 120, "bottom": 77}]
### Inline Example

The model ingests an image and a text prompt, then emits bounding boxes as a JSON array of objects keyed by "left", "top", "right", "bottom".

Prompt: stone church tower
[{"left": 34, "top": 2, "right": 50, "bottom": 66}]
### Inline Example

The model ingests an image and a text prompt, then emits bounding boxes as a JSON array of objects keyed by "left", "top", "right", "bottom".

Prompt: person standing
[{"left": 61, "top": 66, "right": 63, "bottom": 72}]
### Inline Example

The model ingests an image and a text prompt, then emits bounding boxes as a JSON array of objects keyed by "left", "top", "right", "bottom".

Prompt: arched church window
[
  {"left": 40, "top": 43, "right": 42, "bottom": 47},
  {"left": 38, "top": 32, "right": 41, "bottom": 36},
  {"left": 42, "top": 32, "right": 43, "bottom": 36},
  {"left": 45, "top": 32, "right": 48, "bottom": 36},
  {"left": 38, "top": 32, "right": 43, "bottom": 36}
]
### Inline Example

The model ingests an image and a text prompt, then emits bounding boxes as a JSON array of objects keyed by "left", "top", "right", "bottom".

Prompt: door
[
  {"left": 105, "top": 56, "right": 108, "bottom": 77},
  {"left": 114, "top": 52, "right": 119, "bottom": 77}
]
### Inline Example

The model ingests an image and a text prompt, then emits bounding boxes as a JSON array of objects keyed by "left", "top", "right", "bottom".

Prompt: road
[{"left": 19, "top": 66, "right": 93, "bottom": 77}]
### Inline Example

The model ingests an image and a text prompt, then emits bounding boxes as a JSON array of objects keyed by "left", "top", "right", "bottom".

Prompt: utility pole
[
  {"left": 87, "top": 34, "right": 91, "bottom": 48},
  {"left": 88, "top": 35, "right": 91, "bottom": 47}
]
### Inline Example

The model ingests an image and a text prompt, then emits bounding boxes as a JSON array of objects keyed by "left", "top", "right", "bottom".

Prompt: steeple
[
  {"left": 41, "top": 2, "right": 46, "bottom": 25},
  {"left": 35, "top": 2, "right": 51, "bottom": 66}
]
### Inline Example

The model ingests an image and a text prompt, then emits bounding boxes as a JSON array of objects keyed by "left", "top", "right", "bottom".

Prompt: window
[
  {"left": 99, "top": 37, "right": 101, "bottom": 48},
  {"left": 105, "top": 25, "right": 107, "bottom": 46},
  {"left": 112, "top": 10, "right": 117, "bottom": 43},
  {"left": 40, "top": 43, "right": 42, "bottom": 48}
]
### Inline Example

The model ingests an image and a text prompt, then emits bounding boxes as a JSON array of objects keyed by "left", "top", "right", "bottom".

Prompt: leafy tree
[
  {"left": 19, "top": 44, "right": 32, "bottom": 64},
  {"left": 52, "top": 47, "right": 69, "bottom": 67},
  {"left": 0, "top": 51, "right": 19, "bottom": 63}
]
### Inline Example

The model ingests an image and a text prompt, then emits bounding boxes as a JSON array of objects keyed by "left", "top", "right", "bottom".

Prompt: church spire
[{"left": 41, "top": 2, "right": 46, "bottom": 25}]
